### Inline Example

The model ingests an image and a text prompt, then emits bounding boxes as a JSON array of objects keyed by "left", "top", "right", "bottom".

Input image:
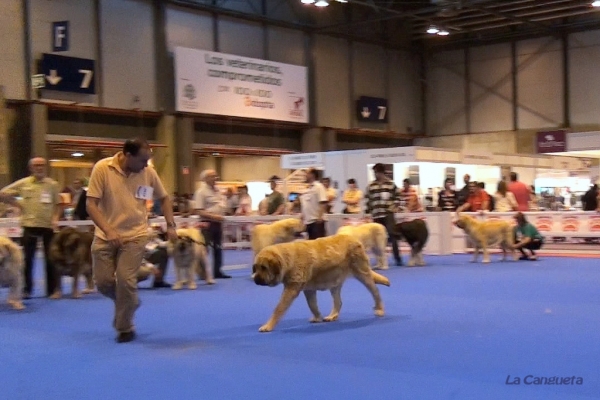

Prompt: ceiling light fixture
[
  {"left": 301, "top": 0, "right": 315, "bottom": 4},
  {"left": 315, "top": 0, "right": 329, "bottom": 6},
  {"left": 437, "top": 29, "right": 450, "bottom": 36},
  {"left": 593, "top": 1, "right": 600, "bottom": 7},
  {"left": 72, "top": 152, "right": 84, "bottom": 157},
  {"left": 336, "top": 0, "right": 348, "bottom": 2},
  {"left": 427, "top": 26, "right": 439, "bottom": 34}
]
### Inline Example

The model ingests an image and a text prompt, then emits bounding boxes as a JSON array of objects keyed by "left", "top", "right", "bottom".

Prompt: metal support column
[
  {"left": 419, "top": 48, "right": 427, "bottom": 135},
  {"left": 464, "top": 47, "right": 471, "bottom": 134},
  {"left": 22, "top": 0, "right": 32, "bottom": 101},
  {"left": 94, "top": 0, "right": 103, "bottom": 106},
  {"left": 511, "top": 40, "right": 518, "bottom": 131},
  {"left": 562, "top": 32, "right": 570, "bottom": 128},
  {"left": 153, "top": 0, "right": 168, "bottom": 112}
]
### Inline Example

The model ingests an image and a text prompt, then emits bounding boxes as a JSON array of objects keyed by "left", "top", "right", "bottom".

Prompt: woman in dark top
[{"left": 437, "top": 178, "right": 457, "bottom": 211}]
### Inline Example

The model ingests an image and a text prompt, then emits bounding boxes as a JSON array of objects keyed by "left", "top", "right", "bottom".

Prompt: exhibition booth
[{"left": 280, "top": 146, "right": 589, "bottom": 213}]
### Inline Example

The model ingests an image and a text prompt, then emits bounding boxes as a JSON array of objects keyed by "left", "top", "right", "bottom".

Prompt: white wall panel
[
  {"left": 570, "top": 30, "right": 600, "bottom": 126},
  {"left": 389, "top": 50, "right": 421, "bottom": 133},
  {"left": 268, "top": 27, "right": 305, "bottom": 66},
  {"left": 165, "top": 6, "right": 213, "bottom": 53},
  {"left": 353, "top": 42, "right": 386, "bottom": 99},
  {"left": 30, "top": 0, "right": 97, "bottom": 104},
  {"left": 517, "top": 38, "right": 562, "bottom": 129},
  {"left": 218, "top": 18, "right": 263, "bottom": 59},
  {"left": 469, "top": 43, "right": 512, "bottom": 133},
  {"left": 0, "top": 0, "right": 25, "bottom": 100},
  {"left": 426, "top": 50, "right": 467, "bottom": 135},
  {"left": 101, "top": 0, "right": 156, "bottom": 110},
  {"left": 314, "top": 35, "right": 349, "bottom": 129}
]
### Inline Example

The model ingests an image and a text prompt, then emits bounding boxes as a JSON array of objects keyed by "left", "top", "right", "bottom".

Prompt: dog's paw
[
  {"left": 8, "top": 300, "right": 25, "bottom": 310},
  {"left": 482, "top": 259, "right": 491, "bottom": 264},
  {"left": 309, "top": 316, "right": 323, "bottom": 323},
  {"left": 258, "top": 324, "right": 274, "bottom": 332},
  {"left": 374, "top": 308, "right": 385, "bottom": 317},
  {"left": 71, "top": 292, "right": 82, "bottom": 299},
  {"left": 188, "top": 282, "right": 198, "bottom": 290},
  {"left": 49, "top": 291, "right": 62, "bottom": 300},
  {"left": 323, "top": 314, "right": 339, "bottom": 322},
  {"left": 407, "top": 259, "right": 416, "bottom": 267},
  {"left": 205, "top": 279, "right": 216, "bottom": 285},
  {"left": 81, "top": 288, "right": 94, "bottom": 295},
  {"left": 172, "top": 282, "right": 183, "bottom": 290}
]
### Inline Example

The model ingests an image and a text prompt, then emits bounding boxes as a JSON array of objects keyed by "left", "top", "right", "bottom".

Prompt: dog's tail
[{"left": 371, "top": 271, "right": 390, "bottom": 287}]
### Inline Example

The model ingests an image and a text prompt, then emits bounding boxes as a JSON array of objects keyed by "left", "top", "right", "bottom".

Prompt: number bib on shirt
[
  {"left": 135, "top": 186, "right": 154, "bottom": 200},
  {"left": 40, "top": 191, "right": 52, "bottom": 204}
]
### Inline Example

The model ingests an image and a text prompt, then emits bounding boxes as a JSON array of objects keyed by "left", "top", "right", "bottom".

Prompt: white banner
[
  {"left": 174, "top": 47, "right": 308, "bottom": 123},
  {"left": 366, "top": 147, "right": 417, "bottom": 164},
  {"left": 280, "top": 153, "right": 324, "bottom": 169}
]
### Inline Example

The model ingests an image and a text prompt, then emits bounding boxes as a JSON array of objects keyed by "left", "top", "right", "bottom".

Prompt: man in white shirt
[
  {"left": 301, "top": 168, "right": 328, "bottom": 240},
  {"left": 194, "top": 169, "right": 230, "bottom": 279}
]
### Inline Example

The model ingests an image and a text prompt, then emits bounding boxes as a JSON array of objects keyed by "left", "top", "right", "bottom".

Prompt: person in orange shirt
[
  {"left": 457, "top": 181, "right": 489, "bottom": 213},
  {"left": 399, "top": 179, "right": 423, "bottom": 212}
]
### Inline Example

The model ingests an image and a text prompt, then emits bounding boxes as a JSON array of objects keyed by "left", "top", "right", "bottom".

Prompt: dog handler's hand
[
  {"left": 166, "top": 226, "right": 178, "bottom": 242},
  {"left": 105, "top": 228, "right": 122, "bottom": 247}
]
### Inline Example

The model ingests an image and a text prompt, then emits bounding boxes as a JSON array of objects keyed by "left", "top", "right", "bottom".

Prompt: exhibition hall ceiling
[{"left": 171, "top": 0, "right": 600, "bottom": 49}]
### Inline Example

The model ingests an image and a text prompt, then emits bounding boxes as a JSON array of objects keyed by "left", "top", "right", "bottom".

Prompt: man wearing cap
[
  {"left": 194, "top": 169, "right": 230, "bottom": 279},
  {"left": 365, "top": 163, "right": 402, "bottom": 267},
  {"left": 266, "top": 175, "right": 285, "bottom": 215}
]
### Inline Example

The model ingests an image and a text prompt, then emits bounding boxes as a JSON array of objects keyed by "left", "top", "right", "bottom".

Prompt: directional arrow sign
[
  {"left": 46, "top": 70, "right": 62, "bottom": 85},
  {"left": 356, "top": 96, "right": 388, "bottom": 123},
  {"left": 41, "top": 53, "right": 95, "bottom": 94}
]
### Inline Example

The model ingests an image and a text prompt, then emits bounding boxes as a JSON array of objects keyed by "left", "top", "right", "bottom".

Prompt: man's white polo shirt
[{"left": 301, "top": 181, "right": 327, "bottom": 224}]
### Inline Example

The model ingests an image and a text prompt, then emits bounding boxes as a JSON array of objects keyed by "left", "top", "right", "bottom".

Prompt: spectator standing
[
  {"left": 0, "top": 157, "right": 61, "bottom": 299},
  {"left": 507, "top": 172, "right": 530, "bottom": 211},
  {"left": 194, "top": 169, "right": 231, "bottom": 279},
  {"left": 266, "top": 176, "right": 285, "bottom": 215},
  {"left": 398, "top": 178, "right": 423, "bottom": 212},
  {"left": 494, "top": 181, "right": 518, "bottom": 212},
  {"left": 437, "top": 178, "right": 457, "bottom": 211},
  {"left": 301, "top": 168, "right": 328, "bottom": 239},
  {"left": 321, "top": 177, "right": 337, "bottom": 213},
  {"left": 342, "top": 179, "right": 363, "bottom": 214},
  {"left": 365, "top": 163, "right": 401, "bottom": 267}
]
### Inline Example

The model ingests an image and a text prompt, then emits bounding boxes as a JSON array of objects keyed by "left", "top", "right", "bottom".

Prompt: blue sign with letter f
[{"left": 52, "top": 21, "right": 69, "bottom": 52}]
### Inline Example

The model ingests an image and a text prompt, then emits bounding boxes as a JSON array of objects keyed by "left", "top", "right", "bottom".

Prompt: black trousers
[
  {"left": 22, "top": 227, "right": 56, "bottom": 296},
  {"left": 202, "top": 221, "right": 223, "bottom": 276},
  {"left": 374, "top": 216, "right": 401, "bottom": 262},
  {"left": 517, "top": 238, "right": 544, "bottom": 255},
  {"left": 306, "top": 221, "right": 326, "bottom": 240}
]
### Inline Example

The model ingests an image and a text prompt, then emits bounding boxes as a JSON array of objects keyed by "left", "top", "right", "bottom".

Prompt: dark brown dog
[
  {"left": 394, "top": 219, "right": 429, "bottom": 266},
  {"left": 48, "top": 227, "right": 95, "bottom": 299}
]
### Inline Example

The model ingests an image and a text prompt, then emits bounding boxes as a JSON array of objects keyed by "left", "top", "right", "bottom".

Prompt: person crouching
[{"left": 513, "top": 212, "right": 544, "bottom": 261}]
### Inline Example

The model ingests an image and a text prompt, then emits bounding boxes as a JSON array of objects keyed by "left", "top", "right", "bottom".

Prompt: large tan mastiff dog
[{"left": 252, "top": 234, "right": 390, "bottom": 332}]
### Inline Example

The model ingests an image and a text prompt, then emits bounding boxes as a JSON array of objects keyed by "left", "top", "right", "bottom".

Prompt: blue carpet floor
[{"left": 1, "top": 252, "right": 599, "bottom": 400}]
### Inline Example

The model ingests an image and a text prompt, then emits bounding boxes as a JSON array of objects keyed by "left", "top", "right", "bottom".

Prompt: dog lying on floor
[
  {"left": 336, "top": 223, "right": 388, "bottom": 269},
  {"left": 393, "top": 219, "right": 429, "bottom": 267},
  {"left": 252, "top": 234, "right": 390, "bottom": 332},
  {"left": 48, "top": 227, "right": 95, "bottom": 299},
  {"left": 453, "top": 214, "right": 515, "bottom": 263},
  {"left": 251, "top": 218, "right": 305, "bottom": 257},
  {"left": 168, "top": 228, "right": 211, "bottom": 289},
  {"left": 0, "top": 236, "right": 25, "bottom": 310}
]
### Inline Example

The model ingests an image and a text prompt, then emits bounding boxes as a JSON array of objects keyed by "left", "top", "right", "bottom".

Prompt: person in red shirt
[
  {"left": 507, "top": 172, "right": 529, "bottom": 211},
  {"left": 457, "top": 181, "right": 489, "bottom": 212}
]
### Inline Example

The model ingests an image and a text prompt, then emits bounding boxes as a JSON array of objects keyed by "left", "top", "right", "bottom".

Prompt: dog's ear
[
  {"left": 0, "top": 244, "right": 8, "bottom": 258},
  {"left": 268, "top": 258, "right": 282, "bottom": 279}
]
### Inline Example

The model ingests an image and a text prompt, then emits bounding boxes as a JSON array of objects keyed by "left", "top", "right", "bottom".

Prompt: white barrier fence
[{"left": 1, "top": 212, "right": 599, "bottom": 256}]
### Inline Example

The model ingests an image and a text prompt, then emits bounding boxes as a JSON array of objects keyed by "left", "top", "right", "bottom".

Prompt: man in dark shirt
[
  {"left": 438, "top": 178, "right": 457, "bottom": 211},
  {"left": 266, "top": 176, "right": 285, "bottom": 215},
  {"left": 457, "top": 174, "right": 471, "bottom": 207},
  {"left": 582, "top": 184, "right": 598, "bottom": 211}
]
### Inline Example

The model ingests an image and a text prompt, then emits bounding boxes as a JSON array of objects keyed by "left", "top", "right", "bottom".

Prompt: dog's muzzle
[{"left": 253, "top": 274, "right": 269, "bottom": 286}]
